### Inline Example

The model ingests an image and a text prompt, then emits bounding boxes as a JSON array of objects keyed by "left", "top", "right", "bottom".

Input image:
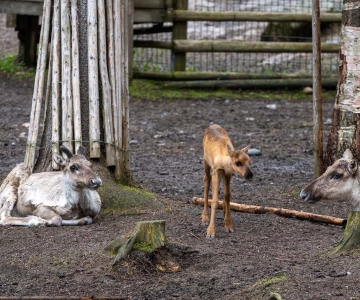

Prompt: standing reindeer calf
[
  {"left": 0, "top": 145, "right": 102, "bottom": 226},
  {"left": 202, "top": 124, "right": 253, "bottom": 238}
]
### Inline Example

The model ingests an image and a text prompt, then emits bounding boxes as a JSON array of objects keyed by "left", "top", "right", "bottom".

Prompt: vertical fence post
[
  {"left": 128, "top": 0, "right": 134, "bottom": 81},
  {"left": 312, "top": 0, "right": 323, "bottom": 177},
  {"left": 172, "top": 0, "right": 188, "bottom": 72}
]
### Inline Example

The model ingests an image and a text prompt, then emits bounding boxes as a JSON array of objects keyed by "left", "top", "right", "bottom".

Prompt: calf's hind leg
[
  {"left": 201, "top": 159, "right": 211, "bottom": 226},
  {"left": 33, "top": 206, "right": 62, "bottom": 226}
]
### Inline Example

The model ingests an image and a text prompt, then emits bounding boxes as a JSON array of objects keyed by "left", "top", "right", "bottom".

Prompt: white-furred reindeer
[
  {"left": 300, "top": 149, "right": 360, "bottom": 211},
  {"left": 0, "top": 145, "right": 102, "bottom": 226}
]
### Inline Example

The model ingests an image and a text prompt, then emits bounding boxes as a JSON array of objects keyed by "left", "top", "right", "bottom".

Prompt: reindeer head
[
  {"left": 228, "top": 145, "right": 253, "bottom": 180},
  {"left": 53, "top": 145, "right": 102, "bottom": 190},
  {"left": 300, "top": 149, "right": 359, "bottom": 203}
]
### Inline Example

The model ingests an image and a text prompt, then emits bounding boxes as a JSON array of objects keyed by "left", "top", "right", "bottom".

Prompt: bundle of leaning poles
[{"left": 24, "top": 0, "right": 130, "bottom": 181}]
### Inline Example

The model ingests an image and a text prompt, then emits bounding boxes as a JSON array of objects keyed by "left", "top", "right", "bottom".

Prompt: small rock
[
  {"left": 248, "top": 148, "right": 261, "bottom": 156},
  {"left": 57, "top": 273, "right": 66, "bottom": 278},
  {"left": 303, "top": 86, "right": 313, "bottom": 94},
  {"left": 154, "top": 134, "right": 162, "bottom": 139},
  {"left": 19, "top": 132, "right": 27, "bottom": 139},
  {"left": 21, "top": 122, "right": 30, "bottom": 128},
  {"left": 129, "top": 139, "right": 138, "bottom": 144},
  {"left": 266, "top": 104, "right": 277, "bottom": 110},
  {"left": 224, "top": 99, "right": 230, "bottom": 104},
  {"left": 245, "top": 117, "right": 255, "bottom": 121},
  {"left": 159, "top": 171, "right": 169, "bottom": 175}
]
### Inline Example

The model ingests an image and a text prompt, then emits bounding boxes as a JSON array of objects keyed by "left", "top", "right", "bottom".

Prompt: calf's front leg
[{"left": 207, "top": 169, "right": 221, "bottom": 238}]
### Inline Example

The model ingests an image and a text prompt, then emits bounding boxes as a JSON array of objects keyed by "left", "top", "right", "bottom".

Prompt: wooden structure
[
  {"left": 19, "top": 0, "right": 131, "bottom": 183},
  {"left": 1, "top": 0, "right": 342, "bottom": 88}
]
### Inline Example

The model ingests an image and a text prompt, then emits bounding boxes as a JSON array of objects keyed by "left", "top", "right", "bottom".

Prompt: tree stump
[
  {"left": 106, "top": 220, "right": 166, "bottom": 265},
  {"left": 330, "top": 211, "right": 360, "bottom": 254}
]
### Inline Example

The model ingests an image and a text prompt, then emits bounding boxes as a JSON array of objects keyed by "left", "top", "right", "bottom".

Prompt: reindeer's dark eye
[
  {"left": 331, "top": 172, "right": 342, "bottom": 180},
  {"left": 70, "top": 165, "right": 78, "bottom": 172},
  {"left": 236, "top": 161, "right": 242, "bottom": 167}
]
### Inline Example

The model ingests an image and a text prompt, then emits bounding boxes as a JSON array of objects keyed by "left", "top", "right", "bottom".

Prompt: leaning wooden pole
[
  {"left": 192, "top": 197, "right": 346, "bottom": 226},
  {"left": 24, "top": 0, "right": 52, "bottom": 171},
  {"left": 71, "top": 0, "right": 82, "bottom": 152},
  {"left": 88, "top": 0, "right": 101, "bottom": 158},
  {"left": 98, "top": 0, "right": 116, "bottom": 166},
  {"left": 312, "top": 0, "right": 323, "bottom": 177},
  {"left": 61, "top": 0, "right": 73, "bottom": 153}
]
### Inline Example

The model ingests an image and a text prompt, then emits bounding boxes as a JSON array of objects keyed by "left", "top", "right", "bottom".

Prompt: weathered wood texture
[
  {"left": 162, "top": 77, "right": 338, "bottom": 89},
  {"left": 312, "top": 0, "right": 323, "bottom": 177},
  {"left": 88, "top": 0, "right": 101, "bottom": 158},
  {"left": 192, "top": 197, "right": 346, "bottom": 226},
  {"left": 172, "top": 0, "right": 188, "bottom": 71},
  {"left": 173, "top": 10, "right": 342, "bottom": 22}
]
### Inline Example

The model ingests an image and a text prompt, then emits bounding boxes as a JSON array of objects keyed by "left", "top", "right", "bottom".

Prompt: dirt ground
[
  {"left": 1, "top": 15, "right": 360, "bottom": 300},
  {"left": 1, "top": 73, "right": 359, "bottom": 300}
]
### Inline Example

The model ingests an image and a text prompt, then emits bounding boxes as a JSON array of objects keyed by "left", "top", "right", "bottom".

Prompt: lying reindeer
[
  {"left": 300, "top": 149, "right": 360, "bottom": 211},
  {"left": 0, "top": 145, "right": 102, "bottom": 226},
  {"left": 202, "top": 124, "right": 253, "bottom": 238}
]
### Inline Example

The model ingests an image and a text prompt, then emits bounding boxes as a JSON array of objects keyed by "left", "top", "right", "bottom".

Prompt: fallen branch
[{"left": 192, "top": 197, "right": 346, "bottom": 226}]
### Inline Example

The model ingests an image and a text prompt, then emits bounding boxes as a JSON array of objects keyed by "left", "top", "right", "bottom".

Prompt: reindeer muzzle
[
  {"left": 300, "top": 189, "right": 319, "bottom": 203},
  {"left": 245, "top": 169, "right": 253, "bottom": 180},
  {"left": 88, "top": 177, "right": 102, "bottom": 189}
]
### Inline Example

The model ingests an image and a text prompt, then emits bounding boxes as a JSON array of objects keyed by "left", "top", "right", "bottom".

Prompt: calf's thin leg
[
  {"left": 223, "top": 174, "right": 234, "bottom": 233},
  {"left": 201, "top": 159, "right": 211, "bottom": 226},
  {"left": 33, "top": 206, "right": 62, "bottom": 226},
  {"left": 207, "top": 169, "right": 221, "bottom": 238}
]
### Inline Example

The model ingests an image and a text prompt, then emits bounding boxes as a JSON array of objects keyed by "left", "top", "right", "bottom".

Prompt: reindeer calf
[
  {"left": 202, "top": 124, "right": 253, "bottom": 238},
  {"left": 0, "top": 145, "right": 102, "bottom": 226}
]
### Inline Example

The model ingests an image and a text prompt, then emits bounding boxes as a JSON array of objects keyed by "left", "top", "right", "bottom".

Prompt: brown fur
[{"left": 202, "top": 124, "right": 253, "bottom": 238}]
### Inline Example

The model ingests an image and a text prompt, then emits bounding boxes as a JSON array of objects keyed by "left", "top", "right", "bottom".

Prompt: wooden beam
[
  {"left": 134, "top": 8, "right": 170, "bottom": 23},
  {"left": 173, "top": 40, "right": 339, "bottom": 53},
  {"left": 172, "top": 0, "right": 188, "bottom": 71},
  {"left": 0, "top": 1, "right": 43, "bottom": 15},
  {"left": 173, "top": 10, "right": 342, "bottom": 23}
]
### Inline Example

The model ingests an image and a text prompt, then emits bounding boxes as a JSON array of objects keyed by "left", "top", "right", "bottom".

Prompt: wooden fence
[{"left": 133, "top": 0, "right": 342, "bottom": 88}]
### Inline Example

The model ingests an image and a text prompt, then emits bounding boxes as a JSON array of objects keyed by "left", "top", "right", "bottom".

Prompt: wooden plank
[
  {"left": 134, "top": 0, "right": 165, "bottom": 9},
  {"left": 173, "top": 40, "right": 339, "bottom": 53},
  {"left": 172, "top": 0, "right": 188, "bottom": 71},
  {"left": 173, "top": 10, "right": 342, "bottom": 23},
  {"left": 0, "top": 1, "right": 43, "bottom": 15},
  {"left": 134, "top": 9, "right": 169, "bottom": 23}
]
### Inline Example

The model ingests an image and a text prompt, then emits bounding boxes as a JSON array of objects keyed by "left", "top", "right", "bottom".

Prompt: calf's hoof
[{"left": 80, "top": 216, "right": 93, "bottom": 225}]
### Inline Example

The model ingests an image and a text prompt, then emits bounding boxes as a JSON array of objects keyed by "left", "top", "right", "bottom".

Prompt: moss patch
[{"left": 252, "top": 272, "right": 288, "bottom": 289}]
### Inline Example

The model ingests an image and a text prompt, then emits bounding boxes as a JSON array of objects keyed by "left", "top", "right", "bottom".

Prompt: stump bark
[
  {"left": 106, "top": 220, "right": 166, "bottom": 265},
  {"left": 330, "top": 211, "right": 360, "bottom": 254}
]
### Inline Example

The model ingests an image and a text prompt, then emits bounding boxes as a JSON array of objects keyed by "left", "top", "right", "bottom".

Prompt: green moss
[
  {"left": 129, "top": 79, "right": 335, "bottom": 101},
  {"left": 133, "top": 242, "right": 154, "bottom": 252},
  {"left": 0, "top": 54, "right": 35, "bottom": 78}
]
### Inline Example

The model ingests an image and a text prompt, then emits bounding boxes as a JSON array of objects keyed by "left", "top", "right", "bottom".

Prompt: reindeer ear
[
  {"left": 77, "top": 145, "right": 87, "bottom": 156},
  {"left": 343, "top": 149, "right": 354, "bottom": 160},
  {"left": 241, "top": 145, "right": 251, "bottom": 153},
  {"left": 348, "top": 160, "right": 358, "bottom": 175},
  {"left": 53, "top": 153, "right": 68, "bottom": 169}
]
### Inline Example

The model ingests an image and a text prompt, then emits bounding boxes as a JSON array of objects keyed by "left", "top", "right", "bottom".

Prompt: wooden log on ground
[
  {"left": 162, "top": 77, "right": 338, "bottom": 89},
  {"left": 98, "top": 0, "right": 116, "bottom": 166},
  {"left": 24, "top": 0, "right": 51, "bottom": 171},
  {"left": 71, "top": 0, "right": 82, "bottom": 152},
  {"left": 51, "top": 0, "right": 61, "bottom": 170},
  {"left": 191, "top": 197, "right": 346, "bottom": 226},
  {"left": 106, "top": 220, "right": 166, "bottom": 265},
  {"left": 88, "top": 0, "right": 101, "bottom": 158}
]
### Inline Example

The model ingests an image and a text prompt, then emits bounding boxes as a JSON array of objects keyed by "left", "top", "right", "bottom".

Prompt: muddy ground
[
  {"left": 1, "top": 14, "right": 360, "bottom": 300},
  {"left": 0, "top": 73, "right": 359, "bottom": 300}
]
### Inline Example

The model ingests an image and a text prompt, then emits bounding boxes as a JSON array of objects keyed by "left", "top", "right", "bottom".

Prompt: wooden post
[
  {"left": 88, "top": 0, "right": 101, "bottom": 158},
  {"left": 71, "top": 0, "right": 82, "bottom": 152},
  {"left": 128, "top": 0, "right": 134, "bottom": 81},
  {"left": 61, "top": 0, "right": 73, "bottom": 153},
  {"left": 172, "top": 0, "right": 188, "bottom": 71},
  {"left": 24, "top": 0, "right": 51, "bottom": 171},
  {"left": 312, "top": 0, "right": 323, "bottom": 177},
  {"left": 120, "top": 0, "right": 131, "bottom": 182}
]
